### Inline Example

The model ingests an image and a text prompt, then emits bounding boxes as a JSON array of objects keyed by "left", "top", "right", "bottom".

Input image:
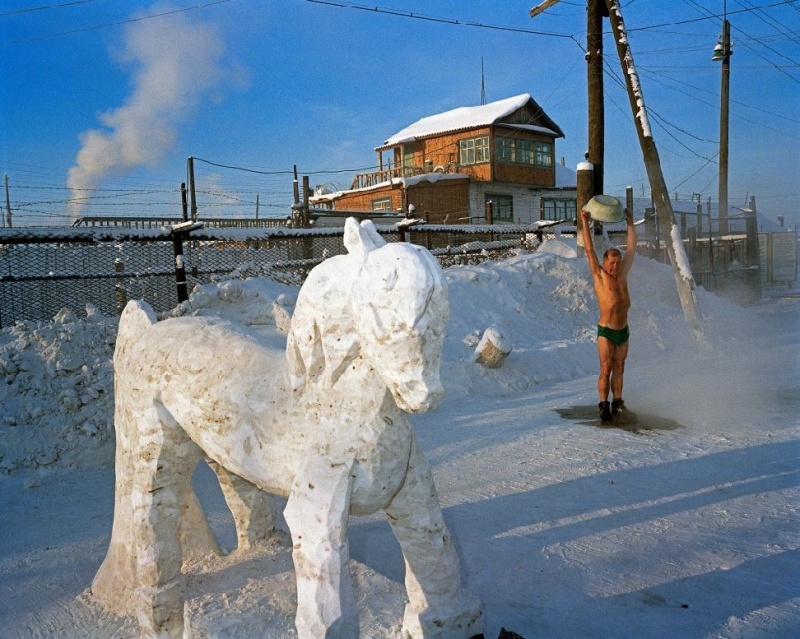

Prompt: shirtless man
[{"left": 579, "top": 207, "right": 636, "bottom": 423}]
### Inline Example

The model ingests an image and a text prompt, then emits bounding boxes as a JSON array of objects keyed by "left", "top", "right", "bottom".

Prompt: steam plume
[{"left": 67, "top": 6, "right": 230, "bottom": 219}]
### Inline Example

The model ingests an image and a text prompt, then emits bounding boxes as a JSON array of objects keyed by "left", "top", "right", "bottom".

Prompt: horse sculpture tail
[{"left": 114, "top": 299, "right": 157, "bottom": 366}]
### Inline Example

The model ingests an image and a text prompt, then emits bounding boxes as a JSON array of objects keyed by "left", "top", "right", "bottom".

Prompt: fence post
[
  {"left": 644, "top": 206, "right": 657, "bottom": 259},
  {"left": 171, "top": 221, "right": 203, "bottom": 304},
  {"left": 115, "top": 258, "right": 127, "bottom": 313},
  {"left": 696, "top": 202, "right": 703, "bottom": 235},
  {"left": 173, "top": 233, "right": 188, "bottom": 303},
  {"left": 744, "top": 203, "right": 761, "bottom": 303}
]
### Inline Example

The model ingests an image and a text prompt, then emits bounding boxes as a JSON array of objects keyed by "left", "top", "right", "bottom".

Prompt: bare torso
[{"left": 593, "top": 269, "right": 630, "bottom": 329}]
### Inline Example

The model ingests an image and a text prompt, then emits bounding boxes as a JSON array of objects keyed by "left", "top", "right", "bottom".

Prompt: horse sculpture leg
[
  {"left": 385, "top": 436, "right": 483, "bottom": 639},
  {"left": 206, "top": 459, "right": 277, "bottom": 552},
  {"left": 283, "top": 454, "right": 359, "bottom": 639},
  {"left": 132, "top": 400, "right": 202, "bottom": 639}
]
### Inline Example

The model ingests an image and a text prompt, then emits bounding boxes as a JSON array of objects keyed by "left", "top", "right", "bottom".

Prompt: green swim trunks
[{"left": 597, "top": 324, "right": 630, "bottom": 346}]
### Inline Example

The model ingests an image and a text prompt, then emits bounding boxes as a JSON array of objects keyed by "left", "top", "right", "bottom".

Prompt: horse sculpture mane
[{"left": 91, "top": 218, "right": 482, "bottom": 639}]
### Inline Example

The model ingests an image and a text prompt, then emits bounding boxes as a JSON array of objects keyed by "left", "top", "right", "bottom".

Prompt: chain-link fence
[{"left": 0, "top": 223, "right": 541, "bottom": 327}]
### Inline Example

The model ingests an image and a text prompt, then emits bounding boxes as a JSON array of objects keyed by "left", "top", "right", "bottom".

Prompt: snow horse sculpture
[{"left": 92, "top": 218, "right": 483, "bottom": 639}]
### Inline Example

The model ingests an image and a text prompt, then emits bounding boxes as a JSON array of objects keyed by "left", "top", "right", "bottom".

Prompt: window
[
  {"left": 541, "top": 198, "right": 576, "bottom": 221},
  {"left": 403, "top": 147, "right": 415, "bottom": 168},
  {"left": 372, "top": 197, "right": 392, "bottom": 211},
  {"left": 534, "top": 142, "right": 553, "bottom": 167},
  {"left": 496, "top": 138, "right": 513, "bottom": 163},
  {"left": 485, "top": 194, "right": 513, "bottom": 222},
  {"left": 459, "top": 136, "right": 490, "bottom": 165},
  {"left": 495, "top": 136, "right": 553, "bottom": 168}
]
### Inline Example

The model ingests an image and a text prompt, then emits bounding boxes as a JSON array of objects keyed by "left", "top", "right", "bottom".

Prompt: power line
[
  {"left": 0, "top": 0, "right": 97, "bottom": 18},
  {"left": 634, "top": 0, "right": 800, "bottom": 31},
  {"left": 681, "top": 0, "right": 800, "bottom": 82},
  {"left": 0, "top": 0, "right": 234, "bottom": 46},
  {"left": 304, "top": 0, "right": 581, "bottom": 43},
  {"left": 193, "top": 156, "right": 381, "bottom": 176}
]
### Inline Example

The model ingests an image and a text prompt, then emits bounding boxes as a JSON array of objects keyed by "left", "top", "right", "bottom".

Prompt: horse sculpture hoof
[{"left": 402, "top": 593, "right": 484, "bottom": 639}]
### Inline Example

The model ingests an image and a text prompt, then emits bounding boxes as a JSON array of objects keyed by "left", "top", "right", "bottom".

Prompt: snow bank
[{"left": 0, "top": 246, "right": 760, "bottom": 476}]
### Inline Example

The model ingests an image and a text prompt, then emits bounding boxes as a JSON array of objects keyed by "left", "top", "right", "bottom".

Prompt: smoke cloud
[{"left": 67, "top": 6, "right": 232, "bottom": 219}]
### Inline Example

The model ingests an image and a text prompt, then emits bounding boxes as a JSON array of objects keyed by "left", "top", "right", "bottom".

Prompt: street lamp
[{"left": 713, "top": 4, "right": 732, "bottom": 235}]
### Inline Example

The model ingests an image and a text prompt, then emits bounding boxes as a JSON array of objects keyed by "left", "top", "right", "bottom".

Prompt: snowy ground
[{"left": 1, "top": 237, "right": 798, "bottom": 639}]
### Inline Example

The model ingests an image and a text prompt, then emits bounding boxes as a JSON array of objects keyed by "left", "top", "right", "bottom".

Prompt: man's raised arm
[
  {"left": 580, "top": 209, "right": 601, "bottom": 275},
  {"left": 622, "top": 208, "right": 636, "bottom": 272}
]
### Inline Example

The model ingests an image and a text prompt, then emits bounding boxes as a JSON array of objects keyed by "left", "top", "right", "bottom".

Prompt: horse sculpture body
[{"left": 92, "top": 219, "right": 483, "bottom": 639}]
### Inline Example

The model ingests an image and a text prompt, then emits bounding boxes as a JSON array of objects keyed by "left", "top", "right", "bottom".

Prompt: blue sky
[{"left": 1, "top": 0, "right": 798, "bottom": 227}]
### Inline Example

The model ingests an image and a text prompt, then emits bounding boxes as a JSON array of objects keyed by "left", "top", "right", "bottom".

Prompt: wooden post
[
  {"left": 604, "top": 0, "right": 706, "bottom": 344},
  {"left": 717, "top": 18, "right": 731, "bottom": 236},
  {"left": 587, "top": 0, "right": 606, "bottom": 197},
  {"left": 181, "top": 182, "right": 188, "bottom": 222},
  {"left": 4, "top": 174, "right": 12, "bottom": 228},
  {"left": 187, "top": 157, "right": 197, "bottom": 222},
  {"left": 576, "top": 161, "right": 594, "bottom": 254},
  {"left": 172, "top": 232, "right": 189, "bottom": 303},
  {"left": 302, "top": 175, "right": 311, "bottom": 228},
  {"left": 115, "top": 258, "right": 126, "bottom": 314},
  {"left": 745, "top": 195, "right": 761, "bottom": 302},
  {"left": 696, "top": 202, "right": 703, "bottom": 235},
  {"left": 625, "top": 185, "right": 634, "bottom": 220}
]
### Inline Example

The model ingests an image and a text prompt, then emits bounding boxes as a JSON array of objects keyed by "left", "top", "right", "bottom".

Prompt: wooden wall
[
  {"left": 333, "top": 184, "right": 403, "bottom": 212},
  {"left": 494, "top": 162, "right": 554, "bottom": 186},
  {"left": 407, "top": 178, "right": 470, "bottom": 224},
  {"left": 392, "top": 126, "right": 557, "bottom": 187}
]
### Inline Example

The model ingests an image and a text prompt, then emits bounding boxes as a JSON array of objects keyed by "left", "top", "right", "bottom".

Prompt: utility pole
[
  {"left": 713, "top": 4, "right": 732, "bottom": 236},
  {"left": 187, "top": 156, "right": 197, "bottom": 222},
  {"left": 586, "top": 0, "right": 606, "bottom": 200},
  {"left": 604, "top": 0, "right": 706, "bottom": 345},
  {"left": 4, "top": 174, "right": 10, "bottom": 228},
  {"left": 531, "top": 0, "right": 607, "bottom": 243},
  {"left": 529, "top": 3, "right": 607, "bottom": 196}
]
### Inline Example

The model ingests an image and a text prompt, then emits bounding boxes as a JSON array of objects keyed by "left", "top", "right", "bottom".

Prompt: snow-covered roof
[{"left": 378, "top": 94, "right": 563, "bottom": 150}]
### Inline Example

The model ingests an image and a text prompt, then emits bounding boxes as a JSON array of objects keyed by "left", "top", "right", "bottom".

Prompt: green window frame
[
  {"left": 496, "top": 138, "right": 513, "bottom": 163},
  {"left": 459, "top": 136, "right": 490, "bottom": 165},
  {"left": 485, "top": 194, "right": 513, "bottom": 222},
  {"left": 372, "top": 197, "right": 392, "bottom": 211},
  {"left": 534, "top": 141, "right": 553, "bottom": 167},
  {"left": 495, "top": 137, "right": 553, "bottom": 168},
  {"left": 541, "top": 198, "right": 576, "bottom": 221}
]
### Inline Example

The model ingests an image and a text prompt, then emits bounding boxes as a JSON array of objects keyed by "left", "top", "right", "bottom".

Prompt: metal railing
[{"left": 348, "top": 163, "right": 459, "bottom": 190}]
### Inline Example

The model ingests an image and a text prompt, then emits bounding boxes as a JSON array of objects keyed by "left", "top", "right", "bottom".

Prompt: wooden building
[{"left": 310, "top": 94, "right": 577, "bottom": 225}]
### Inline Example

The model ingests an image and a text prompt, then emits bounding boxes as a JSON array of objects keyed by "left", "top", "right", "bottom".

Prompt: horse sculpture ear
[
  {"left": 360, "top": 219, "right": 387, "bottom": 248},
  {"left": 343, "top": 217, "right": 386, "bottom": 261}
]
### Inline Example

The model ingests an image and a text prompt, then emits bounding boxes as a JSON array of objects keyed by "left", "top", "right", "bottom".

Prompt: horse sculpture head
[
  {"left": 287, "top": 218, "right": 449, "bottom": 414},
  {"left": 350, "top": 221, "right": 449, "bottom": 413}
]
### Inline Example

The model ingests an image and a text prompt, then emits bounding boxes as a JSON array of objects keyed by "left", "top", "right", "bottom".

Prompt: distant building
[{"left": 310, "top": 94, "right": 577, "bottom": 225}]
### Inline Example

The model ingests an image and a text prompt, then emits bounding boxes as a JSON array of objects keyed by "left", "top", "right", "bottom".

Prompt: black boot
[
  {"left": 598, "top": 401, "right": 612, "bottom": 423},
  {"left": 612, "top": 398, "right": 625, "bottom": 415}
]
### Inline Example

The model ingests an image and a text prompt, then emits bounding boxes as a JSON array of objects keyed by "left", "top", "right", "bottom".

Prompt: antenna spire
[{"left": 480, "top": 56, "right": 486, "bottom": 105}]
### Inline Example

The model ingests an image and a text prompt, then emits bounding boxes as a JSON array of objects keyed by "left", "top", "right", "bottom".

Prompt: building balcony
[{"left": 349, "top": 162, "right": 459, "bottom": 190}]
